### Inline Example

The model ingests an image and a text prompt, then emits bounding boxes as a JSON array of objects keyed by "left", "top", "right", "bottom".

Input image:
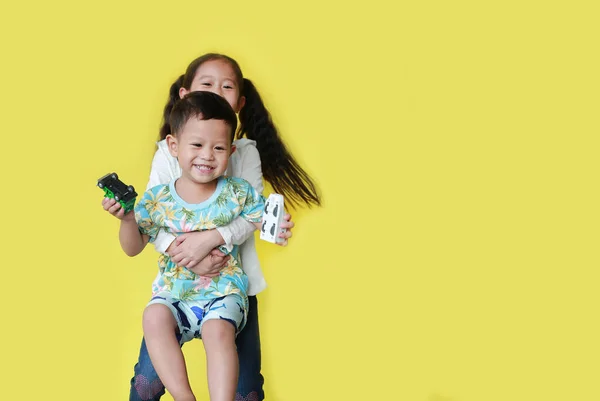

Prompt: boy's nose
[{"left": 200, "top": 147, "right": 214, "bottom": 160}]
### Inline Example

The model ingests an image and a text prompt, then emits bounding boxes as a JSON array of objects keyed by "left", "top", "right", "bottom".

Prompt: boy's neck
[{"left": 174, "top": 177, "right": 219, "bottom": 204}]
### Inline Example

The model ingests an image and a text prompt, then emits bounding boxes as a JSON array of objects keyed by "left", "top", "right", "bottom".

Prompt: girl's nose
[{"left": 213, "top": 86, "right": 223, "bottom": 97}]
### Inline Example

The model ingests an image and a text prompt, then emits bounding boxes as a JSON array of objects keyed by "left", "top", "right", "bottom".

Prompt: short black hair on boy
[{"left": 169, "top": 91, "right": 238, "bottom": 141}]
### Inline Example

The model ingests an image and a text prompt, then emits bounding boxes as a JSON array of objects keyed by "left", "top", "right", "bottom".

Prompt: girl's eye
[
  {"left": 223, "top": 85, "right": 233, "bottom": 89},
  {"left": 192, "top": 143, "right": 202, "bottom": 147},
  {"left": 201, "top": 82, "right": 211, "bottom": 87}
]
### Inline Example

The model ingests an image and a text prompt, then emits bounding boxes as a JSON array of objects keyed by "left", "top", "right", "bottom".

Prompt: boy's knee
[
  {"left": 201, "top": 319, "right": 236, "bottom": 344},
  {"left": 143, "top": 304, "right": 173, "bottom": 332}
]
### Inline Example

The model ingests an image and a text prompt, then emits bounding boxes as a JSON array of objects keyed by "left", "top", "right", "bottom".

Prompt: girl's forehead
[{"left": 195, "top": 59, "right": 237, "bottom": 79}]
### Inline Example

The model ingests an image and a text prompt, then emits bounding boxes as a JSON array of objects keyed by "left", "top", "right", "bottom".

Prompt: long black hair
[{"left": 159, "top": 53, "right": 321, "bottom": 209}]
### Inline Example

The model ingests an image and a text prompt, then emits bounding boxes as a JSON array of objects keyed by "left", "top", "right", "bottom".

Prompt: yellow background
[{"left": 1, "top": 1, "right": 598, "bottom": 400}]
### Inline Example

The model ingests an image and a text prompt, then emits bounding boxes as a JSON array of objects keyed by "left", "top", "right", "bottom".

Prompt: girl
[{"left": 107, "top": 53, "right": 321, "bottom": 401}]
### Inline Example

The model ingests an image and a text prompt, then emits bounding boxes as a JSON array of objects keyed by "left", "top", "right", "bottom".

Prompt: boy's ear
[
  {"left": 166, "top": 135, "right": 178, "bottom": 157},
  {"left": 230, "top": 144, "right": 237, "bottom": 155}
]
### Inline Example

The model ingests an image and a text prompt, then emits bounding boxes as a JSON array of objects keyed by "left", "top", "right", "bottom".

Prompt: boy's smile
[{"left": 166, "top": 116, "right": 235, "bottom": 187}]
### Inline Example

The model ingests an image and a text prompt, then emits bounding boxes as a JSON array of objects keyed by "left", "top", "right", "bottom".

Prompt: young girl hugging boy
[{"left": 116, "top": 90, "right": 265, "bottom": 401}]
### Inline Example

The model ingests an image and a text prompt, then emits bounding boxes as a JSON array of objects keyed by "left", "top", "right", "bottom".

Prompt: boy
[{"left": 110, "top": 91, "right": 264, "bottom": 401}]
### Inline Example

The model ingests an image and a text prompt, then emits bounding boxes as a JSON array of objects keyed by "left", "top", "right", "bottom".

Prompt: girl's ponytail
[
  {"left": 159, "top": 74, "right": 185, "bottom": 140},
  {"left": 156, "top": 53, "right": 321, "bottom": 208},
  {"left": 239, "top": 78, "right": 321, "bottom": 209}
]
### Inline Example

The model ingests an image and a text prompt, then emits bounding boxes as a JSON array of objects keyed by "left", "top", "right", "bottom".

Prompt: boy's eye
[
  {"left": 215, "top": 146, "right": 226, "bottom": 151},
  {"left": 223, "top": 85, "right": 233, "bottom": 89},
  {"left": 192, "top": 143, "right": 202, "bottom": 147},
  {"left": 201, "top": 82, "right": 211, "bottom": 87}
]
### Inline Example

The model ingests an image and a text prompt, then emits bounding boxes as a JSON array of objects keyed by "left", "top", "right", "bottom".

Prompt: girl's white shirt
[{"left": 146, "top": 138, "right": 267, "bottom": 295}]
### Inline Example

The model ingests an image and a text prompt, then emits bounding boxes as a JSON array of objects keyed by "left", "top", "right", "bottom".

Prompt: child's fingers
[
  {"left": 102, "top": 197, "right": 115, "bottom": 210},
  {"left": 174, "top": 235, "right": 187, "bottom": 245},
  {"left": 276, "top": 229, "right": 292, "bottom": 247},
  {"left": 102, "top": 197, "right": 121, "bottom": 215},
  {"left": 280, "top": 220, "right": 295, "bottom": 229},
  {"left": 171, "top": 253, "right": 184, "bottom": 264},
  {"left": 115, "top": 207, "right": 126, "bottom": 219},
  {"left": 210, "top": 248, "right": 226, "bottom": 257},
  {"left": 280, "top": 213, "right": 294, "bottom": 230},
  {"left": 279, "top": 230, "right": 293, "bottom": 239},
  {"left": 102, "top": 197, "right": 129, "bottom": 220},
  {"left": 219, "top": 255, "right": 231, "bottom": 267},
  {"left": 107, "top": 202, "right": 122, "bottom": 215},
  {"left": 216, "top": 254, "right": 230, "bottom": 264},
  {"left": 207, "top": 255, "right": 229, "bottom": 270}
]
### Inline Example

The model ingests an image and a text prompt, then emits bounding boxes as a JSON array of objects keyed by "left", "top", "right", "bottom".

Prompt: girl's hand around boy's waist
[
  {"left": 167, "top": 230, "right": 228, "bottom": 274},
  {"left": 167, "top": 213, "right": 294, "bottom": 274},
  {"left": 186, "top": 248, "right": 230, "bottom": 277}
]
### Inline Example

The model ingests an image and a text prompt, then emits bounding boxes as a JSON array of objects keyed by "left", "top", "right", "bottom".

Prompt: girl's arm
[
  {"left": 229, "top": 144, "right": 294, "bottom": 245},
  {"left": 215, "top": 143, "right": 263, "bottom": 249}
]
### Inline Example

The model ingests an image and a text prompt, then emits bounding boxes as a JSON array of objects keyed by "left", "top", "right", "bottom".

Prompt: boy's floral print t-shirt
[{"left": 134, "top": 176, "right": 265, "bottom": 304}]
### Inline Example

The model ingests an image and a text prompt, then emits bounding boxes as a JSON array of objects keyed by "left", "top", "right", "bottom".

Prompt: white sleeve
[
  {"left": 147, "top": 144, "right": 177, "bottom": 190},
  {"left": 147, "top": 143, "right": 178, "bottom": 254},
  {"left": 238, "top": 144, "right": 264, "bottom": 194},
  {"left": 216, "top": 144, "right": 263, "bottom": 249}
]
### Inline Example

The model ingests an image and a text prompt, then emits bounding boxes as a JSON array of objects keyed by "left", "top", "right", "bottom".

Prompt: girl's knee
[{"left": 132, "top": 373, "right": 164, "bottom": 401}]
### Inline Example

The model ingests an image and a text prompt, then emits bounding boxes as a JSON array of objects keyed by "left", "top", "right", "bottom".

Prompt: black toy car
[{"left": 97, "top": 172, "right": 137, "bottom": 213}]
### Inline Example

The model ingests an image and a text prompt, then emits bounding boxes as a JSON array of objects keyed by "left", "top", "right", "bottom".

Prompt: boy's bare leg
[
  {"left": 143, "top": 304, "right": 195, "bottom": 401},
  {"left": 202, "top": 319, "right": 238, "bottom": 401}
]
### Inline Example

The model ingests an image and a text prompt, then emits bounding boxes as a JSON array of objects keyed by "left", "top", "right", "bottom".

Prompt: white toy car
[{"left": 260, "top": 194, "right": 286, "bottom": 244}]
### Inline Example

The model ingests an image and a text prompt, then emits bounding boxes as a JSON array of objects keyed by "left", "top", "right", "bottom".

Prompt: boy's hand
[{"left": 102, "top": 197, "right": 134, "bottom": 221}]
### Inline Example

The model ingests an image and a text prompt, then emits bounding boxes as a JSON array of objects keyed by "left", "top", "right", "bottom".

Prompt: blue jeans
[{"left": 129, "top": 295, "right": 264, "bottom": 401}]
